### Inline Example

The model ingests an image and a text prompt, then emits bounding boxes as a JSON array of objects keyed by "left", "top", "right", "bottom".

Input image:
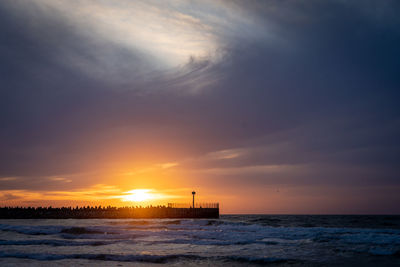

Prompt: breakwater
[{"left": 0, "top": 204, "right": 219, "bottom": 219}]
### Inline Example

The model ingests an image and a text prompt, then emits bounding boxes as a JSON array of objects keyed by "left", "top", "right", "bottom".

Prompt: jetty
[{"left": 0, "top": 192, "right": 219, "bottom": 219}]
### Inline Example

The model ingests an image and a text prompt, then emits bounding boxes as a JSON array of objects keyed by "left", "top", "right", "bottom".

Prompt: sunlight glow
[{"left": 122, "top": 189, "right": 153, "bottom": 202}]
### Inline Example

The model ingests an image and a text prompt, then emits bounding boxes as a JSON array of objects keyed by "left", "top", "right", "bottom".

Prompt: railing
[{"left": 167, "top": 203, "right": 219, "bottom": 209}]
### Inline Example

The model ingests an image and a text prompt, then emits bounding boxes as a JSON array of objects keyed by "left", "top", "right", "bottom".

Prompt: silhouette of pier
[
  {"left": 0, "top": 204, "right": 219, "bottom": 219},
  {"left": 0, "top": 191, "right": 219, "bottom": 219}
]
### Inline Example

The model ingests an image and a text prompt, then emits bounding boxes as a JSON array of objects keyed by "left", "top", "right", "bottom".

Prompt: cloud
[{"left": 0, "top": 0, "right": 400, "bottom": 212}]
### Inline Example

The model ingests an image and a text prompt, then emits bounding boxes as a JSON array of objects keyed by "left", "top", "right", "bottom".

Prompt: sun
[
  {"left": 119, "top": 188, "right": 172, "bottom": 203},
  {"left": 122, "top": 189, "right": 152, "bottom": 202}
]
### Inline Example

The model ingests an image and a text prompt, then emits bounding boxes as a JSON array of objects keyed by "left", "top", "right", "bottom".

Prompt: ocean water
[{"left": 0, "top": 215, "right": 400, "bottom": 266}]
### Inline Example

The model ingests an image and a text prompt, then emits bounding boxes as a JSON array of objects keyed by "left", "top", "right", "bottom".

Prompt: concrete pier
[{"left": 0, "top": 204, "right": 220, "bottom": 219}]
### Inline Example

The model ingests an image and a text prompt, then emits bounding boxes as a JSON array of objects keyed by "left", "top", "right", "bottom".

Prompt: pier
[
  {"left": 0, "top": 204, "right": 219, "bottom": 219},
  {"left": 0, "top": 191, "right": 219, "bottom": 219}
]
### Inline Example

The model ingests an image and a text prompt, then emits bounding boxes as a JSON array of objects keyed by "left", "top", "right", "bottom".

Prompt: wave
[
  {"left": 0, "top": 239, "right": 117, "bottom": 247},
  {"left": 0, "top": 252, "right": 199, "bottom": 263},
  {"left": 2, "top": 222, "right": 400, "bottom": 247},
  {"left": 0, "top": 237, "right": 279, "bottom": 247},
  {"left": 144, "top": 237, "right": 282, "bottom": 246},
  {"left": 108, "top": 219, "right": 182, "bottom": 226},
  {"left": 0, "top": 224, "right": 127, "bottom": 238},
  {"left": 0, "top": 252, "right": 299, "bottom": 264},
  {"left": 106, "top": 218, "right": 249, "bottom": 228},
  {"left": 0, "top": 224, "right": 63, "bottom": 235},
  {"left": 60, "top": 227, "right": 106, "bottom": 235},
  {"left": 225, "top": 255, "right": 299, "bottom": 264}
]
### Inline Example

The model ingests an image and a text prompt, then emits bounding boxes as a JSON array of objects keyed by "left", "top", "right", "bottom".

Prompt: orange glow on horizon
[
  {"left": 119, "top": 189, "right": 168, "bottom": 203},
  {"left": 122, "top": 189, "right": 152, "bottom": 202}
]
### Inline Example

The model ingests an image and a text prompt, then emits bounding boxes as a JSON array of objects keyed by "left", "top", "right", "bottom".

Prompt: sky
[{"left": 1, "top": 0, "right": 400, "bottom": 214}]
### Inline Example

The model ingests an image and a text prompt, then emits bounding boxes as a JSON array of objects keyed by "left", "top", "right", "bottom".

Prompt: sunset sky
[{"left": 1, "top": 0, "right": 400, "bottom": 214}]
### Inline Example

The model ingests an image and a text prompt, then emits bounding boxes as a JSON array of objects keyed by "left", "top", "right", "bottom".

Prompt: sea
[{"left": 0, "top": 215, "right": 400, "bottom": 266}]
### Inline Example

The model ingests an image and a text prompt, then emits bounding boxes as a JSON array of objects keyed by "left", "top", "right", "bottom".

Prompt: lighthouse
[{"left": 192, "top": 191, "right": 196, "bottom": 208}]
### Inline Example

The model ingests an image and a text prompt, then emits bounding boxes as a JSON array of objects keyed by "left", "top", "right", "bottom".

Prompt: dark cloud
[{"left": 0, "top": 1, "right": 400, "bottom": 211}]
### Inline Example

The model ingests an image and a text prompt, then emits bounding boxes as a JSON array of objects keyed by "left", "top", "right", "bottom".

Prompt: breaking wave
[
  {"left": 0, "top": 239, "right": 116, "bottom": 247},
  {"left": 0, "top": 252, "right": 299, "bottom": 264},
  {"left": 0, "top": 252, "right": 201, "bottom": 263},
  {"left": 1, "top": 216, "right": 400, "bottom": 265}
]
